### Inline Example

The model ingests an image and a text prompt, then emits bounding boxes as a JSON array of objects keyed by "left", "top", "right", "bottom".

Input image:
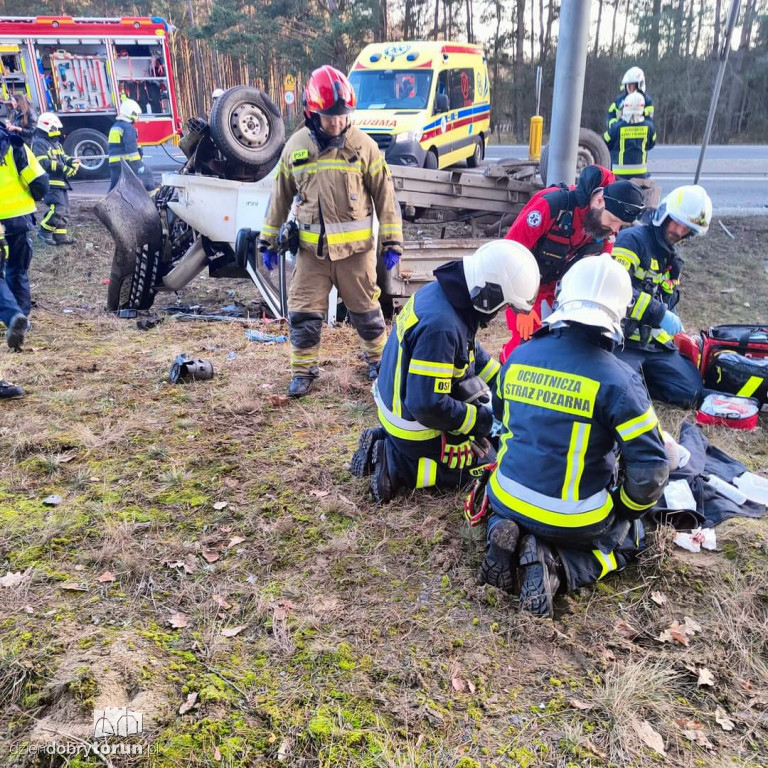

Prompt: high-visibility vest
[{"left": 0, "top": 144, "right": 41, "bottom": 220}]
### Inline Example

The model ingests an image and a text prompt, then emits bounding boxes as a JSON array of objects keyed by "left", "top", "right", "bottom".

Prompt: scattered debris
[
  {"left": 674, "top": 528, "right": 717, "bottom": 553},
  {"left": 697, "top": 667, "right": 716, "bottom": 687},
  {"left": 43, "top": 494, "right": 63, "bottom": 506},
  {"left": 245, "top": 329, "right": 288, "bottom": 343},
  {"left": 137, "top": 315, "right": 163, "bottom": 331},
  {"left": 718, "top": 220, "right": 735, "bottom": 239},
  {"left": 212, "top": 501, "right": 228, "bottom": 511},
  {"left": 170, "top": 354, "right": 214, "bottom": 384}
]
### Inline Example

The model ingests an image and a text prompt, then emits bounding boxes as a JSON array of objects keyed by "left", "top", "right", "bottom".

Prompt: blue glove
[
  {"left": 262, "top": 248, "right": 279, "bottom": 271},
  {"left": 382, "top": 248, "right": 400, "bottom": 271},
  {"left": 137, "top": 165, "right": 145, "bottom": 175},
  {"left": 659, "top": 310, "right": 683, "bottom": 336}
]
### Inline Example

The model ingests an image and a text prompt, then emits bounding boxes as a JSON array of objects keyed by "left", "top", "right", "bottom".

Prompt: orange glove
[{"left": 515, "top": 309, "right": 541, "bottom": 342}]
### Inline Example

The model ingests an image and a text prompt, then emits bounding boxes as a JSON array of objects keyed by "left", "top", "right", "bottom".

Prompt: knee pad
[
  {"left": 347, "top": 308, "right": 385, "bottom": 341},
  {"left": 289, "top": 312, "right": 324, "bottom": 348}
]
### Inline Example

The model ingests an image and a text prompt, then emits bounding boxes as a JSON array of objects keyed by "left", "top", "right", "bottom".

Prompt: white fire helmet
[
  {"left": 621, "top": 91, "right": 646, "bottom": 123},
  {"left": 652, "top": 185, "right": 713, "bottom": 237},
  {"left": 545, "top": 254, "right": 633, "bottom": 342},
  {"left": 462, "top": 239, "right": 540, "bottom": 315},
  {"left": 621, "top": 66, "right": 646, "bottom": 93},
  {"left": 119, "top": 98, "right": 142, "bottom": 121},
  {"left": 37, "top": 112, "right": 64, "bottom": 137}
]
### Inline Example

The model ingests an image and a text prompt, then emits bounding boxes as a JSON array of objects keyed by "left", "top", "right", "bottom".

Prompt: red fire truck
[{"left": 0, "top": 15, "right": 182, "bottom": 178}]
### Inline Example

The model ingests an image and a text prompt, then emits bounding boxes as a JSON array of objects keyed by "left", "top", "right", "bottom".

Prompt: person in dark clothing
[
  {"left": 350, "top": 240, "right": 540, "bottom": 504},
  {"left": 32, "top": 112, "right": 79, "bottom": 245},
  {"left": 604, "top": 91, "right": 657, "bottom": 179},
  {"left": 5, "top": 93, "right": 37, "bottom": 146},
  {"left": 0, "top": 123, "right": 49, "bottom": 349},
  {"left": 108, "top": 98, "right": 152, "bottom": 191},
  {"left": 612, "top": 185, "right": 712, "bottom": 408},
  {"left": 479, "top": 254, "right": 669, "bottom": 618}
]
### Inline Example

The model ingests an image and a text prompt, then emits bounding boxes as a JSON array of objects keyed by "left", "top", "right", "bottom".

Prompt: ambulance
[{"left": 348, "top": 41, "right": 490, "bottom": 170}]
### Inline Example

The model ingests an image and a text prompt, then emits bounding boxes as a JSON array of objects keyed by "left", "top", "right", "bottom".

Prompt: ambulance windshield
[{"left": 349, "top": 70, "right": 433, "bottom": 110}]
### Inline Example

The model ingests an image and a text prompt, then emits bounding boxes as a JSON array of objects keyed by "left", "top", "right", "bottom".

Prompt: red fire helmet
[{"left": 303, "top": 65, "right": 357, "bottom": 116}]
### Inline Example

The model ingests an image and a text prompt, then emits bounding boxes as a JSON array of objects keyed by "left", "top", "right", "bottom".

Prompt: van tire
[
  {"left": 539, "top": 127, "right": 611, "bottom": 185},
  {"left": 209, "top": 87, "right": 285, "bottom": 171},
  {"left": 424, "top": 149, "right": 439, "bottom": 170},
  {"left": 467, "top": 137, "right": 483, "bottom": 168}
]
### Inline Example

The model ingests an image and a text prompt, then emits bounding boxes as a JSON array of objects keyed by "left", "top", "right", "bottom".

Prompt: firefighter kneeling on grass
[
  {"left": 32, "top": 112, "right": 79, "bottom": 246},
  {"left": 259, "top": 66, "right": 403, "bottom": 398},
  {"left": 474, "top": 254, "right": 669, "bottom": 618},
  {"left": 350, "top": 240, "right": 540, "bottom": 504}
]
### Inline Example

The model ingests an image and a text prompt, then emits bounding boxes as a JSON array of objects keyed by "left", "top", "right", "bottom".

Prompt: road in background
[
  {"left": 486, "top": 144, "right": 768, "bottom": 211},
  {"left": 72, "top": 143, "right": 767, "bottom": 211}
]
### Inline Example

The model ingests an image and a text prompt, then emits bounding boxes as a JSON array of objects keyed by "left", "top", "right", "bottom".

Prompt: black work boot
[
  {"left": 370, "top": 439, "right": 395, "bottom": 504},
  {"left": 0, "top": 380, "right": 25, "bottom": 399},
  {"left": 288, "top": 375, "right": 316, "bottom": 398},
  {"left": 37, "top": 230, "right": 56, "bottom": 245},
  {"left": 518, "top": 534, "right": 562, "bottom": 619},
  {"left": 478, "top": 519, "right": 520, "bottom": 593},
  {"left": 54, "top": 234, "right": 75, "bottom": 245},
  {"left": 6, "top": 313, "right": 29, "bottom": 350},
  {"left": 350, "top": 427, "right": 386, "bottom": 478}
]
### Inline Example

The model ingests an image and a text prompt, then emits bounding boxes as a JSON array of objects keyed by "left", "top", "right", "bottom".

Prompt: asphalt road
[
  {"left": 72, "top": 143, "right": 767, "bottom": 212},
  {"left": 486, "top": 144, "right": 768, "bottom": 212}
]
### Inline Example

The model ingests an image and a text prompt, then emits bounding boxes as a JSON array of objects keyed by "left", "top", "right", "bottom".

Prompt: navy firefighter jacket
[
  {"left": 612, "top": 218, "right": 681, "bottom": 351},
  {"left": 488, "top": 324, "right": 668, "bottom": 538},
  {"left": 373, "top": 261, "right": 501, "bottom": 459}
]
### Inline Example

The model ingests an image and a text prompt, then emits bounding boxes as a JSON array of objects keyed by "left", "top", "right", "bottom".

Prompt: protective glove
[
  {"left": 470, "top": 405, "right": 494, "bottom": 440},
  {"left": 515, "top": 308, "right": 540, "bottom": 341},
  {"left": 659, "top": 310, "right": 683, "bottom": 336},
  {"left": 137, "top": 165, "right": 146, "bottom": 175},
  {"left": 382, "top": 248, "right": 400, "bottom": 271},
  {"left": 65, "top": 162, "right": 79, "bottom": 178},
  {"left": 441, "top": 434, "right": 474, "bottom": 469},
  {"left": 258, "top": 239, "right": 279, "bottom": 271},
  {"left": 0, "top": 231, "right": 8, "bottom": 264}
]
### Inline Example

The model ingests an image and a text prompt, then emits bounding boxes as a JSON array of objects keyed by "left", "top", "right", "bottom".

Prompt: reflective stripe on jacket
[
  {"left": 262, "top": 125, "right": 403, "bottom": 261},
  {"left": 488, "top": 325, "right": 667, "bottom": 535},
  {"left": 108, "top": 119, "right": 142, "bottom": 168},
  {"left": 32, "top": 134, "right": 72, "bottom": 189},
  {"left": 606, "top": 90, "right": 655, "bottom": 129},
  {"left": 0, "top": 142, "right": 47, "bottom": 220},
  {"left": 604, "top": 119, "right": 657, "bottom": 176},
  {"left": 612, "top": 221, "right": 680, "bottom": 351},
  {"left": 375, "top": 280, "right": 499, "bottom": 453}
]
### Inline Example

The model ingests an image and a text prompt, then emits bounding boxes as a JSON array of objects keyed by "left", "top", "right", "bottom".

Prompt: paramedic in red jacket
[{"left": 501, "top": 166, "right": 645, "bottom": 362}]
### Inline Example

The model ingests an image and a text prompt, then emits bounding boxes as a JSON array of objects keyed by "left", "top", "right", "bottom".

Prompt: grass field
[{"left": 0, "top": 209, "right": 767, "bottom": 767}]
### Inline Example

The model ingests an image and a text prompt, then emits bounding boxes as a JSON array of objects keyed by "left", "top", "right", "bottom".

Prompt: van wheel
[
  {"left": 424, "top": 149, "right": 438, "bottom": 170},
  {"left": 63, "top": 128, "right": 109, "bottom": 179},
  {"left": 467, "top": 138, "right": 483, "bottom": 168},
  {"left": 539, "top": 127, "right": 611, "bottom": 185}
]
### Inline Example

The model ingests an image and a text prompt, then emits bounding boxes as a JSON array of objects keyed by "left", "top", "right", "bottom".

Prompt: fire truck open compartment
[{"left": 0, "top": 16, "right": 181, "bottom": 179}]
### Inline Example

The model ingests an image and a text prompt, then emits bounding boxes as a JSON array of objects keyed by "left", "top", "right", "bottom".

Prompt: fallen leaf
[
  {"left": 169, "top": 612, "right": 189, "bottom": 629},
  {"left": 684, "top": 616, "right": 702, "bottom": 633},
  {"left": 23, "top": 605, "right": 34, "bottom": 614},
  {"left": 613, "top": 619, "right": 639, "bottom": 639},
  {"left": 97, "top": 571, "right": 115, "bottom": 583},
  {"left": 178, "top": 691, "right": 198, "bottom": 715},
  {"left": 74, "top": 564, "right": 85, "bottom": 572},
  {"left": 0, "top": 570, "right": 28, "bottom": 588},
  {"left": 602, "top": 648, "right": 617, "bottom": 663},
  {"left": 202, "top": 549, "right": 221, "bottom": 564},
  {"left": 221, "top": 625, "right": 246, "bottom": 637},
  {"left": 583, "top": 738, "right": 607, "bottom": 759},
  {"left": 213, "top": 746, "right": 222, "bottom": 761},
  {"left": 681, "top": 728, "right": 714, "bottom": 749},
  {"left": 60, "top": 582, "right": 88, "bottom": 592},
  {"left": 273, "top": 607, "right": 288, "bottom": 621},
  {"left": 651, "top": 591, "right": 668, "bottom": 606},
  {"left": 268, "top": 395, "right": 290, "bottom": 407},
  {"left": 310, "top": 490, "right": 330, "bottom": 498},
  {"left": 451, "top": 677, "right": 465, "bottom": 692},
  {"left": 715, "top": 707, "right": 735, "bottom": 731},
  {"left": 278, "top": 598, "right": 297, "bottom": 610},
  {"left": 228, "top": 536, "right": 246, "bottom": 548},
  {"left": 212, "top": 501, "right": 228, "bottom": 511},
  {"left": 569, "top": 698, "right": 594, "bottom": 711},
  {"left": 277, "top": 738, "right": 291, "bottom": 763},
  {"left": 633, "top": 719, "right": 666, "bottom": 756},
  {"left": 213, "top": 594, "right": 232, "bottom": 610},
  {"left": 697, "top": 667, "right": 715, "bottom": 687},
  {"left": 466, "top": 679, "right": 476, "bottom": 694}
]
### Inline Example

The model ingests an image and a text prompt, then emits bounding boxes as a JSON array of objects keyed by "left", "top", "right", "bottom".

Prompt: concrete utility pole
[
  {"left": 694, "top": 0, "right": 740, "bottom": 184},
  {"left": 546, "top": 2, "right": 591, "bottom": 186}
]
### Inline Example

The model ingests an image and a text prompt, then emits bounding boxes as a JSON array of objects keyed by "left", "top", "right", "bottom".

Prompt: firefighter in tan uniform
[{"left": 259, "top": 65, "right": 403, "bottom": 398}]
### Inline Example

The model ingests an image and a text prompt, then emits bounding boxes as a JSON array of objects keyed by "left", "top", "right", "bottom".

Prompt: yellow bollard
[{"left": 528, "top": 115, "right": 543, "bottom": 161}]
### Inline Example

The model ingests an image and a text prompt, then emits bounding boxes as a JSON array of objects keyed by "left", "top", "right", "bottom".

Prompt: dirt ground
[{"left": 1, "top": 208, "right": 767, "bottom": 767}]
